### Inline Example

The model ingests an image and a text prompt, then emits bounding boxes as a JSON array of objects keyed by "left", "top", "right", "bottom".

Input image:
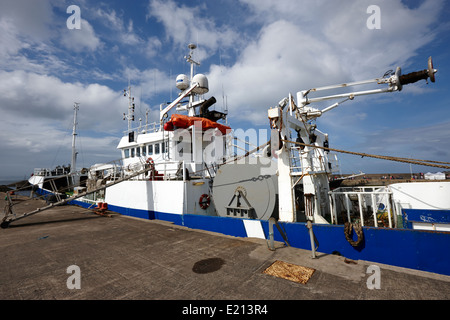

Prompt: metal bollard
[
  {"left": 306, "top": 220, "right": 316, "bottom": 259},
  {"left": 268, "top": 217, "right": 276, "bottom": 251}
]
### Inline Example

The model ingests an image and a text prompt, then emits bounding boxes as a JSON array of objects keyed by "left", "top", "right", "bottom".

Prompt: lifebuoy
[
  {"left": 146, "top": 157, "right": 154, "bottom": 166},
  {"left": 199, "top": 194, "right": 211, "bottom": 210}
]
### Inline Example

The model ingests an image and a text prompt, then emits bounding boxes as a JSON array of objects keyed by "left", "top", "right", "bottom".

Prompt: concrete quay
[{"left": 0, "top": 193, "right": 449, "bottom": 304}]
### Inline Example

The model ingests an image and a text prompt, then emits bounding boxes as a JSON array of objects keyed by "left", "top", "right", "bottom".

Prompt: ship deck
[{"left": 0, "top": 193, "right": 449, "bottom": 306}]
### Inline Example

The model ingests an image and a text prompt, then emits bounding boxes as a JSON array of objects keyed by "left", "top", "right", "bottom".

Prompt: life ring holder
[{"left": 199, "top": 194, "right": 211, "bottom": 210}]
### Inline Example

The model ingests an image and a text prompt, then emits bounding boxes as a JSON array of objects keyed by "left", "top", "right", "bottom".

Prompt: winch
[{"left": 212, "top": 159, "right": 278, "bottom": 220}]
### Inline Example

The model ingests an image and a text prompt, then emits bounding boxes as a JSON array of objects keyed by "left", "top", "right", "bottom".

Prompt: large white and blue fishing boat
[{"left": 16, "top": 44, "right": 450, "bottom": 276}]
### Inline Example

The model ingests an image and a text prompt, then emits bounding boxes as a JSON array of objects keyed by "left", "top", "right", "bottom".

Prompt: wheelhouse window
[
  {"left": 124, "top": 149, "right": 130, "bottom": 159},
  {"left": 137, "top": 147, "right": 141, "bottom": 157},
  {"left": 155, "top": 143, "right": 160, "bottom": 154},
  {"left": 148, "top": 144, "right": 153, "bottom": 155},
  {"left": 131, "top": 148, "right": 135, "bottom": 157},
  {"left": 142, "top": 146, "right": 146, "bottom": 157}
]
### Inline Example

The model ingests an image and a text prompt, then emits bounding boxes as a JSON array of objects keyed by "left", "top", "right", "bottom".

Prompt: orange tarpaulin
[{"left": 167, "top": 114, "right": 231, "bottom": 135}]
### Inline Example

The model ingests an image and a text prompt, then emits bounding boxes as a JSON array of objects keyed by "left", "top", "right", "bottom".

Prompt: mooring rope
[
  {"left": 344, "top": 222, "right": 364, "bottom": 247},
  {"left": 281, "top": 139, "right": 450, "bottom": 170},
  {"left": 221, "top": 140, "right": 271, "bottom": 166}
]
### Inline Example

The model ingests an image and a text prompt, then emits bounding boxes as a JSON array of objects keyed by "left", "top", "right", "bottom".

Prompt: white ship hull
[
  {"left": 390, "top": 181, "right": 450, "bottom": 210},
  {"left": 104, "top": 179, "right": 215, "bottom": 220}
]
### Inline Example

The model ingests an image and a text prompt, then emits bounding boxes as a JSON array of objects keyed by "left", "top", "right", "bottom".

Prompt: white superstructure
[{"left": 85, "top": 44, "right": 230, "bottom": 219}]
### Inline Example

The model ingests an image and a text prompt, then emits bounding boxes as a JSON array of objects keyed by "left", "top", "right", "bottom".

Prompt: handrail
[{"left": 329, "top": 187, "right": 395, "bottom": 228}]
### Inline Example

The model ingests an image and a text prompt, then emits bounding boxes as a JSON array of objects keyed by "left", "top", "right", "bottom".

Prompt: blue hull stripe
[
  {"left": 403, "top": 209, "right": 450, "bottom": 229},
  {"left": 70, "top": 199, "right": 450, "bottom": 276}
]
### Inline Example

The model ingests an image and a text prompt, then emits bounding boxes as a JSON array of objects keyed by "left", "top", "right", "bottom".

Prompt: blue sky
[{"left": 0, "top": 0, "right": 449, "bottom": 179}]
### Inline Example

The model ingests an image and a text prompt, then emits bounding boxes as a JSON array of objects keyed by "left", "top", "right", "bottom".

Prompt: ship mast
[
  {"left": 70, "top": 102, "right": 79, "bottom": 175},
  {"left": 185, "top": 43, "right": 200, "bottom": 115},
  {"left": 123, "top": 86, "right": 135, "bottom": 132},
  {"left": 159, "top": 44, "right": 202, "bottom": 122}
]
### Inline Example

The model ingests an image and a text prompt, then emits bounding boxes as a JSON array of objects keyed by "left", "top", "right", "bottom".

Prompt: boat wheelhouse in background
[{"left": 28, "top": 103, "right": 88, "bottom": 197}]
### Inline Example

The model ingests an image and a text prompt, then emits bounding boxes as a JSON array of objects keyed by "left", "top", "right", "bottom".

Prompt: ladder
[
  {"left": 289, "top": 146, "right": 303, "bottom": 175},
  {"left": 1, "top": 165, "right": 153, "bottom": 228}
]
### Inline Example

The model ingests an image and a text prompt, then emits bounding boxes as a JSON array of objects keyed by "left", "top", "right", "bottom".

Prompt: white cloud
[
  {"left": 147, "top": 0, "right": 240, "bottom": 60},
  {"left": 0, "top": 0, "right": 58, "bottom": 72},
  {"left": 60, "top": 19, "right": 101, "bottom": 52},
  {"left": 145, "top": 36, "right": 163, "bottom": 58},
  {"left": 94, "top": 8, "right": 143, "bottom": 45},
  {"left": 0, "top": 70, "right": 125, "bottom": 132},
  {"left": 241, "top": 0, "right": 443, "bottom": 77},
  {"left": 204, "top": 0, "right": 444, "bottom": 126},
  {"left": 362, "top": 121, "right": 450, "bottom": 158},
  {"left": 0, "top": 18, "right": 29, "bottom": 59},
  {"left": 0, "top": 111, "right": 120, "bottom": 175},
  {"left": 0, "top": 70, "right": 127, "bottom": 175},
  {"left": 0, "top": 0, "right": 102, "bottom": 74},
  {"left": 95, "top": 7, "right": 123, "bottom": 30},
  {"left": 0, "top": 0, "right": 55, "bottom": 40},
  {"left": 207, "top": 19, "right": 348, "bottom": 124}
]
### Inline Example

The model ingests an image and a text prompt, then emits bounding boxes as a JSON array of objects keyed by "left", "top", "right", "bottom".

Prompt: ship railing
[
  {"left": 159, "top": 161, "right": 189, "bottom": 180},
  {"left": 288, "top": 146, "right": 340, "bottom": 174},
  {"left": 123, "top": 122, "right": 162, "bottom": 136},
  {"left": 33, "top": 168, "right": 49, "bottom": 176},
  {"left": 123, "top": 160, "right": 198, "bottom": 181},
  {"left": 89, "top": 157, "right": 124, "bottom": 179},
  {"left": 33, "top": 167, "right": 71, "bottom": 177},
  {"left": 123, "top": 159, "right": 221, "bottom": 181},
  {"left": 157, "top": 161, "right": 216, "bottom": 180},
  {"left": 329, "top": 186, "right": 398, "bottom": 228}
]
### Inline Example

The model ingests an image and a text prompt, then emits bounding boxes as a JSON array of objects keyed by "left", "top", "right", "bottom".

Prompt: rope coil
[{"left": 344, "top": 222, "right": 364, "bottom": 247}]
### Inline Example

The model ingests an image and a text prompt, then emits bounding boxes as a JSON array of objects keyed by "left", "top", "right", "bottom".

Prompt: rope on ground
[{"left": 281, "top": 139, "right": 450, "bottom": 170}]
